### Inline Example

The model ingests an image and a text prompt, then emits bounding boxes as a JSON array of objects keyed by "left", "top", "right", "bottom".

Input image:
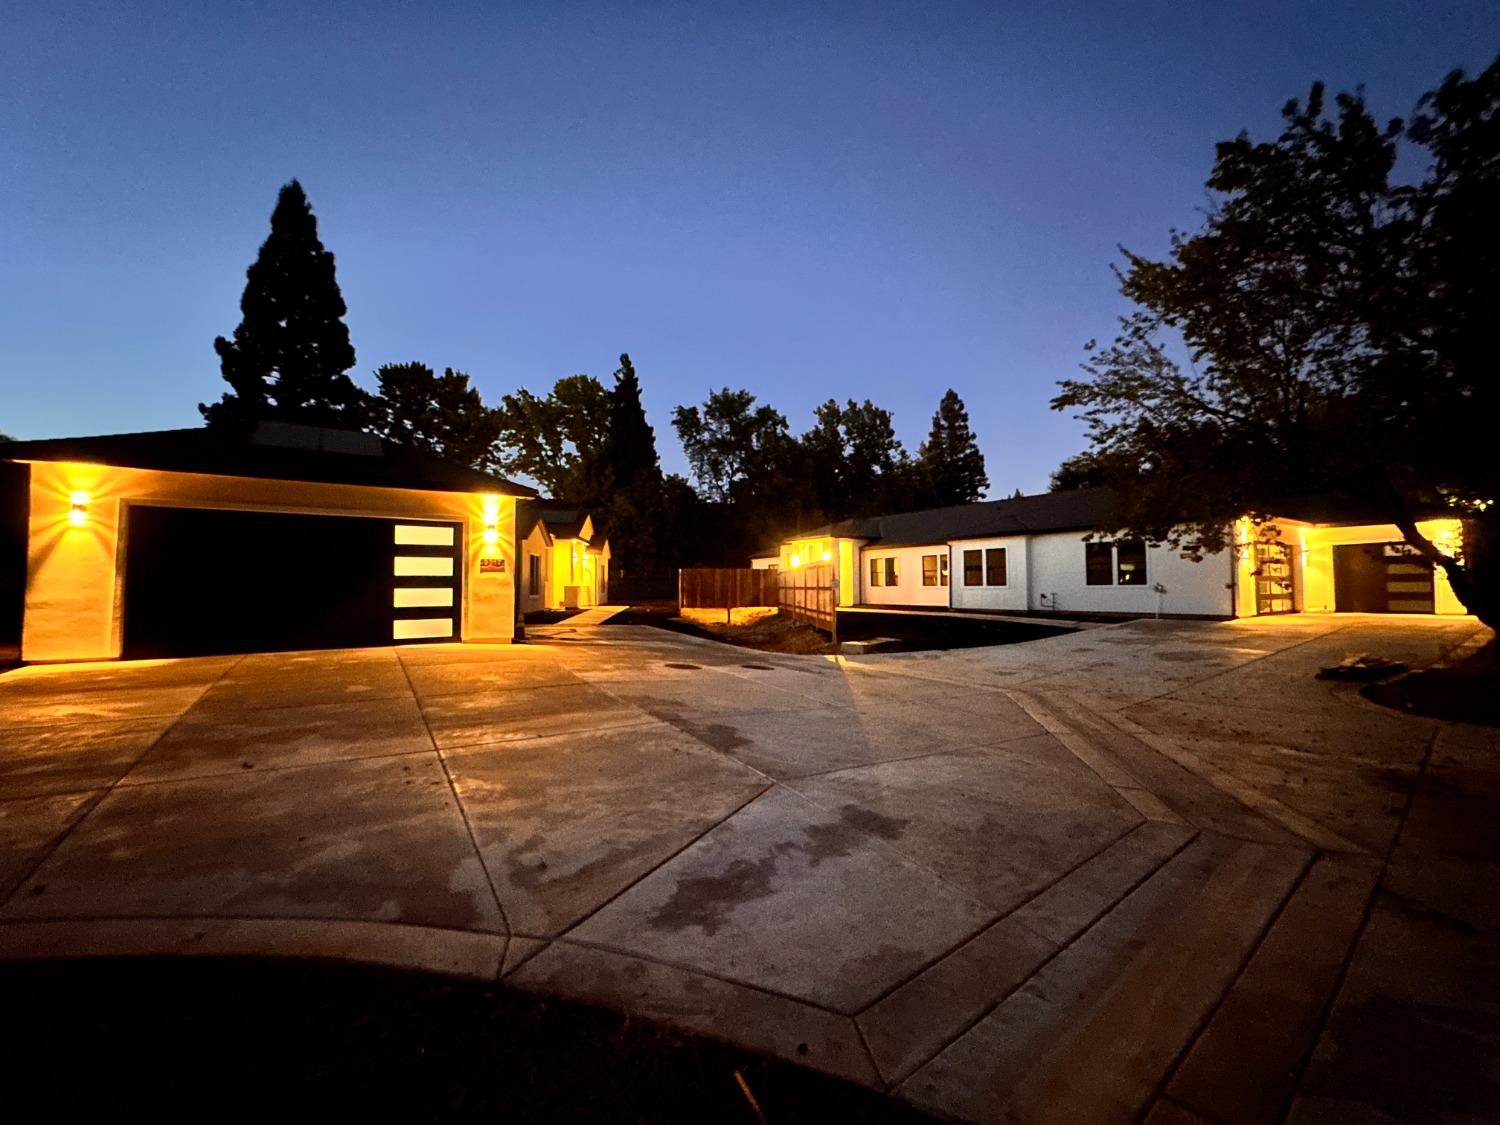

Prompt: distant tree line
[{"left": 199, "top": 180, "right": 992, "bottom": 578}]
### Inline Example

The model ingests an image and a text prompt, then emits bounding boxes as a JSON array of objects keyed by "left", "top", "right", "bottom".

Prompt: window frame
[
  {"left": 884, "top": 557, "right": 899, "bottom": 586},
  {"left": 921, "top": 554, "right": 939, "bottom": 587},
  {"left": 527, "top": 553, "right": 542, "bottom": 596},
  {"left": 869, "top": 558, "right": 881, "bottom": 588},
  {"left": 1085, "top": 541, "right": 1114, "bottom": 586},
  {"left": 1116, "top": 540, "right": 1147, "bottom": 586},
  {"left": 939, "top": 554, "right": 949, "bottom": 586},
  {"left": 985, "top": 547, "right": 1007, "bottom": 587},
  {"left": 962, "top": 548, "right": 983, "bottom": 587}
]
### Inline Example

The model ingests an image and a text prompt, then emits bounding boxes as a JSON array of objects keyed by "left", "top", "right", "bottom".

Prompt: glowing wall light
[
  {"left": 788, "top": 553, "right": 801, "bottom": 569},
  {"left": 479, "top": 493, "right": 501, "bottom": 544},
  {"left": 68, "top": 491, "right": 89, "bottom": 527}
]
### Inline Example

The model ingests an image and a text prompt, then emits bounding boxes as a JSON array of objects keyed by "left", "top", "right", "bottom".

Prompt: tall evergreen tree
[
  {"left": 918, "top": 389, "right": 989, "bottom": 505},
  {"left": 201, "top": 180, "right": 365, "bottom": 427},
  {"left": 599, "top": 354, "right": 668, "bottom": 577}
]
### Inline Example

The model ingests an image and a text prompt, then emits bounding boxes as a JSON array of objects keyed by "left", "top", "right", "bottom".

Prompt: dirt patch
[
  {"left": 610, "top": 605, "right": 835, "bottom": 655},
  {"left": 1364, "top": 640, "right": 1499, "bottom": 727}
]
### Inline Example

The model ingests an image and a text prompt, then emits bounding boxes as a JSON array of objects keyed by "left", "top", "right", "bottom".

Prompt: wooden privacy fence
[
  {"left": 678, "top": 568, "right": 779, "bottom": 610},
  {"left": 778, "top": 563, "right": 835, "bottom": 632}
]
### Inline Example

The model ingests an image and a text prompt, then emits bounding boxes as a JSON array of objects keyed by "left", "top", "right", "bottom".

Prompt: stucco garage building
[{"left": 0, "top": 423, "right": 535, "bottom": 662}]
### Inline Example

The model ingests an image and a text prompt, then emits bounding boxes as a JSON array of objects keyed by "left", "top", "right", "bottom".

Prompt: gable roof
[
  {"left": 540, "top": 510, "right": 591, "bottom": 540},
  {"left": 0, "top": 423, "right": 536, "bottom": 497},
  {"left": 784, "top": 488, "right": 1120, "bottom": 549}
]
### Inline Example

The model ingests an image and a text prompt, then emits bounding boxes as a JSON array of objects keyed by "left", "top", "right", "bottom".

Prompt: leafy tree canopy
[
  {"left": 368, "top": 363, "right": 501, "bottom": 469},
  {"left": 672, "top": 389, "right": 794, "bottom": 505},
  {"left": 494, "top": 375, "right": 612, "bottom": 505},
  {"left": 202, "top": 180, "right": 365, "bottom": 428},
  {"left": 1052, "top": 58, "right": 1500, "bottom": 626}
]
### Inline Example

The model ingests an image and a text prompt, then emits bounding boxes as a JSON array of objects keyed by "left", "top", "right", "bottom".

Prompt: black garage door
[
  {"left": 1333, "top": 542, "right": 1436, "bottom": 614},
  {"left": 123, "top": 506, "right": 462, "bottom": 658}
]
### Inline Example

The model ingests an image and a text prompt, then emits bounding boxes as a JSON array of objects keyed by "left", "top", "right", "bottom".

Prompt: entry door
[
  {"left": 1333, "top": 543, "right": 1435, "bottom": 613},
  {"left": 123, "top": 506, "right": 462, "bottom": 658},
  {"left": 1253, "top": 542, "right": 1296, "bottom": 615}
]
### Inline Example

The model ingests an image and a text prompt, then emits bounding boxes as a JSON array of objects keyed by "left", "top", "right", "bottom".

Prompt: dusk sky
[{"left": 4, "top": 2, "right": 1495, "bottom": 492}]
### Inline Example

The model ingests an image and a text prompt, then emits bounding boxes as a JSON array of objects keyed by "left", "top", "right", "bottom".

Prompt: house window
[
  {"left": 985, "top": 548, "right": 1007, "bottom": 586},
  {"left": 922, "top": 555, "right": 939, "bottom": 587},
  {"left": 1085, "top": 542, "right": 1114, "bottom": 585},
  {"left": 884, "top": 557, "right": 899, "bottom": 585},
  {"left": 939, "top": 555, "right": 949, "bottom": 586},
  {"left": 869, "top": 558, "right": 881, "bottom": 587},
  {"left": 963, "top": 549, "right": 983, "bottom": 586},
  {"left": 1117, "top": 540, "right": 1147, "bottom": 585},
  {"left": 528, "top": 554, "right": 541, "bottom": 596}
]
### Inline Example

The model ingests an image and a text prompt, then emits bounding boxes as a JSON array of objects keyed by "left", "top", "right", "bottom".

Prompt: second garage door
[{"left": 122, "top": 506, "right": 463, "bottom": 658}]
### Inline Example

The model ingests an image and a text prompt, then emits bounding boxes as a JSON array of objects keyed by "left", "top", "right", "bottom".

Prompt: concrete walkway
[{"left": 0, "top": 614, "right": 1492, "bottom": 1122}]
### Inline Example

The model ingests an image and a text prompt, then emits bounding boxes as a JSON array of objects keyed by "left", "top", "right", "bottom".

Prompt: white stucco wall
[
  {"left": 860, "top": 545, "right": 950, "bottom": 607},
  {"left": 1026, "top": 532, "right": 1234, "bottom": 617},
  {"left": 948, "top": 536, "right": 1029, "bottom": 612}
]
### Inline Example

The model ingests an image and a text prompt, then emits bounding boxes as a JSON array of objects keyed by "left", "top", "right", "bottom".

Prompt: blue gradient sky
[{"left": 4, "top": 2, "right": 1495, "bottom": 492}]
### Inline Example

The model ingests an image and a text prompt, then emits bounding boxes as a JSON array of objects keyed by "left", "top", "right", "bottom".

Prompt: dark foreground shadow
[{"left": 0, "top": 957, "right": 928, "bottom": 1123}]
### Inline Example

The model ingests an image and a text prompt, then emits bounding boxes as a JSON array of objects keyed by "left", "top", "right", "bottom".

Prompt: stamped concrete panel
[
  {"left": 569, "top": 787, "right": 994, "bottom": 1013},
  {"left": 1289, "top": 891, "right": 1500, "bottom": 1125},
  {"left": 124, "top": 696, "right": 435, "bottom": 783},
  {"left": 901, "top": 834, "right": 1308, "bottom": 1123},
  {"left": 512, "top": 941, "right": 881, "bottom": 1087},
  {"left": 1167, "top": 852, "right": 1380, "bottom": 1124},
  {"left": 419, "top": 683, "right": 648, "bottom": 748},
  {"left": 792, "top": 747, "right": 1142, "bottom": 913},
  {"left": 4, "top": 756, "right": 505, "bottom": 932},
  {"left": 0, "top": 718, "right": 176, "bottom": 797},
  {"left": 655, "top": 703, "right": 978, "bottom": 781},
  {"left": 860, "top": 821, "right": 1193, "bottom": 1085},
  {"left": 399, "top": 658, "right": 584, "bottom": 698},
  {"left": 444, "top": 724, "right": 769, "bottom": 935},
  {"left": 0, "top": 684, "right": 210, "bottom": 726},
  {"left": 0, "top": 916, "right": 507, "bottom": 979},
  {"left": 0, "top": 791, "right": 99, "bottom": 899},
  {"left": 858, "top": 913, "right": 1056, "bottom": 1085}
]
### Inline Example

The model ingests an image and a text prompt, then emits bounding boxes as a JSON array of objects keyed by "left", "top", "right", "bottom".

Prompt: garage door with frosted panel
[{"left": 122, "top": 507, "right": 462, "bottom": 658}]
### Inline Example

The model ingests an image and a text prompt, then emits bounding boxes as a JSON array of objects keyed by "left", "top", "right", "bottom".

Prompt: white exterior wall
[
  {"left": 860, "top": 545, "right": 950, "bottom": 607},
  {"left": 519, "top": 523, "right": 552, "bottom": 615},
  {"left": 1027, "top": 532, "right": 1234, "bottom": 617},
  {"left": 750, "top": 556, "right": 778, "bottom": 571},
  {"left": 949, "top": 536, "right": 1029, "bottom": 612}
]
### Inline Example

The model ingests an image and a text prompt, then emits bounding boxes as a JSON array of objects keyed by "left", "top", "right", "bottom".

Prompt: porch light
[
  {"left": 789, "top": 553, "right": 802, "bottom": 568},
  {"left": 821, "top": 550, "right": 832, "bottom": 561},
  {"left": 479, "top": 493, "right": 500, "bottom": 545},
  {"left": 68, "top": 491, "right": 89, "bottom": 527}
]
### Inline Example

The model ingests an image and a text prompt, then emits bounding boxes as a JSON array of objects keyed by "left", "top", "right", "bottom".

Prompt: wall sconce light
[
  {"left": 68, "top": 491, "right": 89, "bottom": 527},
  {"left": 820, "top": 549, "right": 832, "bottom": 561},
  {"left": 789, "top": 553, "right": 802, "bottom": 569},
  {"left": 480, "top": 493, "right": 500, "bottom": 545}
]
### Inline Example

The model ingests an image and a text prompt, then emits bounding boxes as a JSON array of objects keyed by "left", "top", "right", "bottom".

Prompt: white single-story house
[
  {"left": 0, "top": 423, "right": 538, "bottom": 662},
  {"left": 754, "top": 487, "right": 1466, "bottom": 619},
  {"left": 516, "top": 503, "right": 611, "bottom": 614}
]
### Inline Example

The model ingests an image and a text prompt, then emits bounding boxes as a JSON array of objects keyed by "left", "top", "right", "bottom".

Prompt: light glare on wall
[
  {"left": 789, "top": 553, "right": 801, "bottom": 568},
  {"left": 68, "top": 491, "right": 89, "bottom": 526},
  {"left": 482, "top": 527, "right": 500, "bottom": 545}
]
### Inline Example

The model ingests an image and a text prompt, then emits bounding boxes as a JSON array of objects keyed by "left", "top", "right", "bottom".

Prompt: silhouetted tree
[
  {"left": 597, "top": 354, "right": 669, "bottom": 577},
  {"left": 802, "top": 399, "right": 916, "bottom": 517},
  {"left": 917, "top": 389, "right": 989, "bottom": 505},
  {"left": 1053, "top": 59, "right": 1500, "bottom": 627},
  {"left": 201, "top": 180, "right": 365, "bottom": 427},
  {"left": 368, "top": 362, "right": 501, "bottom": 468}
]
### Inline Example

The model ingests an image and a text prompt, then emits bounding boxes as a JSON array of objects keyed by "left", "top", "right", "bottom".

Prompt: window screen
[
  {"left": 884, "top": 557, "right": 899, "bottom": 585},
  {"left": 985, "top": 548, "right": 1007, "bottom": 586},
  {"left": 963, "top": 549, "right": 982, "bottom": 586},
  {"left": 1117, "top": 540, "right": 1147, "bottom": 585},
  {"left": 939, "top": 555, "right": 949, "bottom": 586},
  {"left": 869, "top": 558, "right": 881, "bottom": 587},
  {"left": 922, "top": 555, "right": 938, "bottom": 587},
  {"left": 1085, "top": 542, "right": 1114, "bottom": 585}
]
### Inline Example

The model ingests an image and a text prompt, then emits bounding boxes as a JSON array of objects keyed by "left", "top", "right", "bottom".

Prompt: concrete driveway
[{"left": 1, "top": 614, "right": 1493, "bottom": 1123}]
